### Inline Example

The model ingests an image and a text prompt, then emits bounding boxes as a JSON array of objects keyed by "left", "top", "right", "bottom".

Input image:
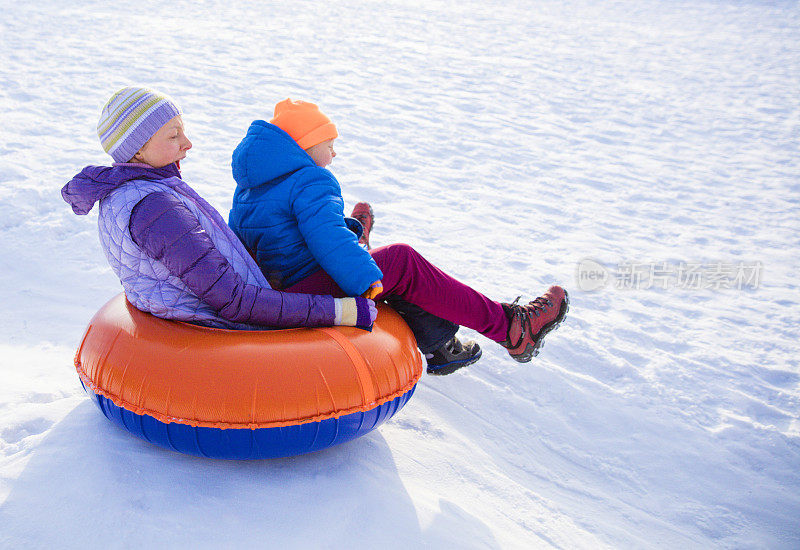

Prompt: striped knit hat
[{"left": 97, "top": 87, "right": 182, "bottom": 163}]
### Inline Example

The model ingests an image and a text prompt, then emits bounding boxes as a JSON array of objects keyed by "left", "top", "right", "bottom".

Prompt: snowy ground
[{"left": 1, "top": 0, "right": 799, "bottom": 548}]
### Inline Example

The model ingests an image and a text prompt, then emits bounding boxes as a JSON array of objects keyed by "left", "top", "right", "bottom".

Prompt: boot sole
[
  {"left": 353, "top": 204, "right": 374, "bottom": 250},
  {"left": 510, "top": 291, "right": 570, "bottom": 363},
  {"left": 427, "top": 347, "right": 483, "bottom": 376}
]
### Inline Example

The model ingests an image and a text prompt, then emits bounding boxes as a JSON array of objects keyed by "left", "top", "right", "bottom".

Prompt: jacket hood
[
  {"left": 231, "top": 121, "right": 318, "bottom": 190},
  {"left": 62, "top": 163, "right": 180, "bottom": 215}
]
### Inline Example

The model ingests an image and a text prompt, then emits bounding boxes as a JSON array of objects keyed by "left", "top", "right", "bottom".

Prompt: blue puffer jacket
[{"left": 229, "top": 121, "right": 382, "bottom": 296}]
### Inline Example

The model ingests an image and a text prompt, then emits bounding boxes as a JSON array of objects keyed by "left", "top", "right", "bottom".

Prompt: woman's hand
[{"left": 334, "top": 297, "right": 377, "bottom": 330}]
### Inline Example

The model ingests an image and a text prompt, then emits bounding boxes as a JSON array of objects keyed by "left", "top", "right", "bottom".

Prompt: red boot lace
[{"left": 506, "top": 296, "right": 555, "bottom": 347}]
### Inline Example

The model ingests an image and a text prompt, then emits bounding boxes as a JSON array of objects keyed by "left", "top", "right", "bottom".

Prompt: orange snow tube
[{"left": 75, "top": 294, "right": 423, "bottom": 459}]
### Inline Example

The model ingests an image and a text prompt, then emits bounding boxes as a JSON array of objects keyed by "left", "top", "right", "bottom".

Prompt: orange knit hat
[{"left": 270, "top": 99, "right": 338, "bottom": 150}]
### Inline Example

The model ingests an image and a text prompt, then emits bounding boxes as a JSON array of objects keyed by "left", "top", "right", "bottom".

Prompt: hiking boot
[
  {"left": 351, "top": 202, "right": 374, "bottom": 250},
  {"left": 500, "top": 286, "right": 569, "bottom": 363},
  {"left": 425, "top": 335, "right": 482, "bottom": 375}
]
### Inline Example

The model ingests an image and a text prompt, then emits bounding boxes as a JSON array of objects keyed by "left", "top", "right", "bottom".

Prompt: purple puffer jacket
[{"left": 61, "top": 163, "right": 369, "bottom": 330}]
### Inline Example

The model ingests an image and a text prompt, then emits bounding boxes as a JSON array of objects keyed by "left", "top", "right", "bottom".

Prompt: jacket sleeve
[
  {"left": 129, "top": 191, "right": 337, "bottom": 328},
  {"left": 290, "top": 170, "right": 383, "bottom": 296}
]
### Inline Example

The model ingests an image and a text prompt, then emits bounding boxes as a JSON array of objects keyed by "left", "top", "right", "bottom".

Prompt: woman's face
[{"left": 132, "top": 115, "right": 192, "bottom": 168}]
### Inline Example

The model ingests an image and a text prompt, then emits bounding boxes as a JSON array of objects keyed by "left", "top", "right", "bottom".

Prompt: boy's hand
[{"left": 362, "top": 280, "right": 383, "bottom": 300}]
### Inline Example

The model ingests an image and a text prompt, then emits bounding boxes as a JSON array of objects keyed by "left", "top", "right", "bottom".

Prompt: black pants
[{"left": 383, "top": 295, "right": 458, "bottom": 354}]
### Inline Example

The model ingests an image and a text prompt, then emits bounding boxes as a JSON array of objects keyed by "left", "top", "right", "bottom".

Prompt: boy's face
[
  {"left": 306, "top": 139, "right": 336, "bottom": 168},
  {"left": 132, "top": 115, "right": 192, "bottom": 168}
]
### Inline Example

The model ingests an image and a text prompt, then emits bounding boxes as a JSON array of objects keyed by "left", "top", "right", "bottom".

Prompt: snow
[{"left": 1, "top": 0, "right": 799, "bottom": 547}]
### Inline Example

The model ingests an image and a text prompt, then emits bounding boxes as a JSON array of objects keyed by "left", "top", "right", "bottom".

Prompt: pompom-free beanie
[
  {"left": 270, "top": 99, "right": 338, "bottom": 150},
  {"left": 97, "top": 87, "right": 182, "bottom": 163}
]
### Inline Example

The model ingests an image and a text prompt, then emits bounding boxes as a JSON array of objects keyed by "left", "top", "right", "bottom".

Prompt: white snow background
[{"left": 1, "top": 0, "right": 798, "bottom": 548}]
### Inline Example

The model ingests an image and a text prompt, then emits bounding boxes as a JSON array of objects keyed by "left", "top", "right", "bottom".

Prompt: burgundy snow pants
[{"left": 284, "top": 243, "right": 509, "bottom": 347}]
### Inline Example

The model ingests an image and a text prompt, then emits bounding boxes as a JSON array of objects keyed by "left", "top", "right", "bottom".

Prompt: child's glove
[
  {"left": 334, "top": 297, "right": 377, "bottom": 330},
  {"left": 362, "top": 280, "right": 383, "bottom": 300}
]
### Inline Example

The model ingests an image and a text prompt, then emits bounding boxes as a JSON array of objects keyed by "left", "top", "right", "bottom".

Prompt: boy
[{"left": 229, "top": 99, "right": 568, "bottom": 374}]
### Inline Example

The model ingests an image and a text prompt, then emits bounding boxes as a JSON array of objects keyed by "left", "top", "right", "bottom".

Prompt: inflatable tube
[{"left": 74, "top": 294, "right": 423, "bottom": 459}]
